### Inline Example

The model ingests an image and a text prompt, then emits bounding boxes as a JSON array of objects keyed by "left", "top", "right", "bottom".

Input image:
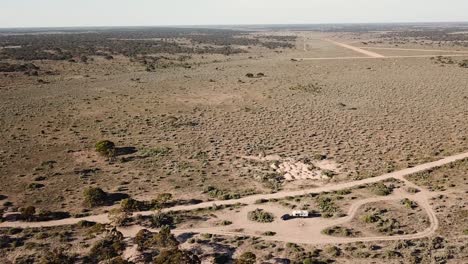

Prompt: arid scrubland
[{"left": 0, "top": 24, "right": 467, "bottom": 263}]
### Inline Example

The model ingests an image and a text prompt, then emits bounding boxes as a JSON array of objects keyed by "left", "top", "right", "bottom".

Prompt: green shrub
[
  {"left": 324, "top": 245, "right": 341, "bottom": 257},
  {"left": 20, "top": 206, "right": 36, "bottom": 221},
  {"left": 120, "top": 198, "right": 144, "bottom": 212},
  {"left": 95, "top": 140, "right": 116, "bottom": 157},
  {"left": 77, "top": 220, "right": 96, "bottom": 228},
  {"left": 316, "top": 196, "right": 339, "bottom": 217},
  {"left": 219, "top": 220, "right": 232, "bottom": 226},
  {"left": 88, "top": 230, "right": 125, "bottom": 262},
  {"left": 154, "top": 248, "right": 200, "bottom": 264},
  {"left": 406, "top": 187, "right": 420, "bottom": 193},
  {"left": 204, "top": 186, "right": 240, "bottom": 200},
  {"left": 263, "top": 231, "right": 276, "bottom": 236},
  {"left": 28, "top": 183, "right": 45, "bottom": 189},
  {"left": 236, "top": 252, "right": 256, "bottom": 264},
  {"left": 247, "top": 209, "right": 274, "bottom": 223},
  {"left": 361, "top": 213, "right": 379, "bottom": 223},
  {"left": 400, "top": 198, "right": 417, "bottom": 209},
  {"left": 151, "top": 226, "right": 180, "bottom": 248},
  {"left": 83, "top": 187, "right": 107, "bottom": 207},
  {"left": 254, "top": 198, "right": 268, "bottom": 204},
  {"left": 322, "top": 226, "right": 355, "bottom": 237},
  {"left": 151, "top": 193, "right": 173, "bottom": 209},
  {"left": 371, "top": 182, "right": 393, "bottom": 196},
  {"left": 151, "top": 212, "right": 175, "bottom": 228},
  {"left": 335, "top": 189, "right": 351, "bottom": 195},
  {"left": 322, "top": 170, "right": 336, "bottom": 178},
  {"left": 39, "top": 248, "right": 76, "bottom": 264}
]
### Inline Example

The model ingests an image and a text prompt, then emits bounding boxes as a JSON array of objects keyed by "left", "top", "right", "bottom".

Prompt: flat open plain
[{"left": 0, "top": 26, "right": 467, "bottom": 263}]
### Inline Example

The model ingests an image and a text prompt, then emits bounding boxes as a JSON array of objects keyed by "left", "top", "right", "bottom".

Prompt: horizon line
[{"left": 1, "top": 20, "right": 468, "bottom": 30}]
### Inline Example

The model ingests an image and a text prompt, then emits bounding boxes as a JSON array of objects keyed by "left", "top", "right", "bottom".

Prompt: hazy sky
[{"left": 1, "top": 0, "right": 468, "bottom": 28}]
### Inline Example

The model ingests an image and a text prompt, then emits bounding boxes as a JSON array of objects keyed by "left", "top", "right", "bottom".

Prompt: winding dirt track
[{"left": 1, "top": 152, "right": 467, "bottom": 245}]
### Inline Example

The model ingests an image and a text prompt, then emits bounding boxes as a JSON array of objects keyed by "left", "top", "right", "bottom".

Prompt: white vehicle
[{"left": 291, "top": 210, "right": 309, "bottom": 218}]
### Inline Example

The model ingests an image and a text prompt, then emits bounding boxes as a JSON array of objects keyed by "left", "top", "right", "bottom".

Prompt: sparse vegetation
[
  {"left": 1, "top": 24, "right": 467, "bottom": 263},
  {"left": 247, "top": 209, "right": 274, "bottom": 223},
  {"left": 371, "top": 183, "right": 393, "bottom": 196},
  {"left": 316, "top": 196, "right": 340, "bottom": 218}
]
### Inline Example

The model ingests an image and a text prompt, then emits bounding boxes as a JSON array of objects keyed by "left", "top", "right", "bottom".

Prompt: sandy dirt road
[
  {"left": 355, "top": 46, "right": 468, "bottom": 53},
  {"left": 296, "top": 54, "right": 468, "bottom": 61},
  {"left": 323, "top": 39, "right": 386, "bottom": 58},
  {"left": 1, "top": 151, "right": 466, "bottom": 234},
  {"left": 159, "top": 191, "right": 438, "bottom": 245}
]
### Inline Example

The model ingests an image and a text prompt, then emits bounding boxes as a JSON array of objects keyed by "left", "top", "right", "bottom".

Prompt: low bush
[
  {"left": 88, "top": 230, "right": 125, "bottom": 262},
  {"left": 154, "top": 248, "right": 200, "bottom": 264},
  {"left": 316, "top": 196, "right": 339, "bottom": 218},
  {"left": 247, "top": 209, "right": 274, "bottom": 223},
  {"left": 120, "top": 198, "right": 145, "bottom": 212},
  {"left": 458, "top": 60, "right": 468, "bottom": 68},
  {"left": 263, "top": 231, "right": 276, "bottom": 236},
  {"left": 236, "top": 252, "right": 256, "bottom": 264},
  {"left": 20, "top": 206, "right": 36, "bottom": 221},
  {"left": 400, "top": 198, "right": 417, "bottom": 209},
  {"left": 83, "top": 187, "right": 108, "bottom": 207},
  {"left": 150, "top": 212, "right": 175, "bottom": 228},
  {"left": 95, "top": 140, "right": 116, "bottom": 157},
  {"left": 39, "top": 248, "right": 77, "bottom": 264},
  {"left": 371, "top": 182, "right": 393, "bottom": 196}
]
